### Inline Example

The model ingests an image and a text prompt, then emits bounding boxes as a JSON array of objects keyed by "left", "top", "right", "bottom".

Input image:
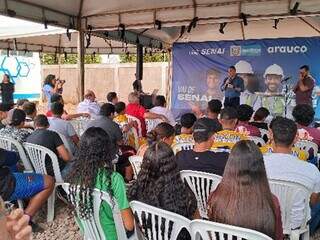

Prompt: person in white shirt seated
[
  {"left": 77, "top": 90, "right": 100, "bottom": 119},
  {"left": 264, "top": 116, "right": 320, "bottom": 235},
  {"left": 48, "top": 102, "right": 79, "bottom": 155},
  {"left": 150, "top": 95, "right": 175, "bottom": 126}
]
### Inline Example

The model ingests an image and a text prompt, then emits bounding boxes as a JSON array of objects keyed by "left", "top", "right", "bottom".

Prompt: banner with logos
[
  {"left": 0, "top": 51, "right": 41, "bottom": 102},
  {"left": 171, "top": 37, "right": 320, "bottom": 118}
]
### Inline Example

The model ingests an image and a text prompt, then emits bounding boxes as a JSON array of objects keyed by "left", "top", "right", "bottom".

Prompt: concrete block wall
[{"left": 41, "top": 62, "right": 169, "bottom": 104}]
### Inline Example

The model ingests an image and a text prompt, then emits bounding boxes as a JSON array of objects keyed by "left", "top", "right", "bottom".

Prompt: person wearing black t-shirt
[
  {"left": 175, "top": 117, "right": 229, "bottom": 175},
  {"left": 26, "top": 114, "right": 71, "bottom": 177},
  {"left": 0, "top": 74, "right": 14, "bottom": 106}
]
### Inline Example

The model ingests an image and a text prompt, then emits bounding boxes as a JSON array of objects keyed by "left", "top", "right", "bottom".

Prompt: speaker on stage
[{"left": 136, "top": 44, "right": 143, "bottom": 80}]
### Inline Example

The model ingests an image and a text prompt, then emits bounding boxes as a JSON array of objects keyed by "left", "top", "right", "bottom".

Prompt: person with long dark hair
[
  {"left": 128, "top": 141, "right": 199, "bottom": 239},
  {"left": 0, "top": 74, "right": 14, "bottom": 107},
  {"left": 42, "top": 74, "right": 64, "bottom": 109},
  {"left": 66, "top": 127, "right": 134, "bottom": 240},
  {"left": 137, "top": 122, "right": 175, "bottom": 157},
  {"left": 207, "top": 140, "right": 283, "bottom": 240}
]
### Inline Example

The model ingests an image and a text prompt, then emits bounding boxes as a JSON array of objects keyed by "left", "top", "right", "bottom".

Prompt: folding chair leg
[
  {"left": 47, "top": 188, "right": 56, "bottom": 222},
  {"left": 290, "top": 230, "right": 301, "bottom": 240}
]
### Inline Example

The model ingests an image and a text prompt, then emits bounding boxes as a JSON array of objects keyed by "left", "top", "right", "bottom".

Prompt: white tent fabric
[{"left": 0, "top": 0, "right": 319, "bottom": 49}]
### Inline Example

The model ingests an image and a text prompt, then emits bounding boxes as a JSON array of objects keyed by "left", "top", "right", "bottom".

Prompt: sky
[{"left": 0, "top": 15, "right": 64, "bottom": 39}]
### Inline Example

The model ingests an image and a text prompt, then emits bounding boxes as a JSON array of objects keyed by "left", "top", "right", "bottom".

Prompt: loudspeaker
[{"left": 136, "top": 44, "right": 143, "bottom": 80}]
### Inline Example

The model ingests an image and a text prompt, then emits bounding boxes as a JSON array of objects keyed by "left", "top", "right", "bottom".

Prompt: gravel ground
[{"left": 33, "top": 200, "right": 81, "bottom": 240}]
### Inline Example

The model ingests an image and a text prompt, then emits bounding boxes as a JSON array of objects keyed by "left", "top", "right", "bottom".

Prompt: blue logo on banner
[{"left": 230, "top": 45, "right": 261, "bottom": 57}]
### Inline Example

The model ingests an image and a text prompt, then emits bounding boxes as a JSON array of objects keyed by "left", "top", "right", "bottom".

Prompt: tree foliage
[
  {"left": 41, "top": 53, "right": 102, "bottom": 65},
  {"left": 119, "top": 52, "right": 168, "bottom": 63}
]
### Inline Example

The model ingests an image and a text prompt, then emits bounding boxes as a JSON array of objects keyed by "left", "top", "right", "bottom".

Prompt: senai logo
[{"left": 267, "top": 45, "right": 308, "bottom": 54}]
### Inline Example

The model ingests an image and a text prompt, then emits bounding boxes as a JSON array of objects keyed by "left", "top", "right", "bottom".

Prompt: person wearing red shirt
[{"left": 126, "top": 92, "right": 167, "bottom": 136}]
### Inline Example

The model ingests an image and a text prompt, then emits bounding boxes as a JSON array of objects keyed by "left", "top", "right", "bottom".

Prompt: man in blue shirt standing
[{"left": 220, "top": 66, "right": 245, "bottom": 108}]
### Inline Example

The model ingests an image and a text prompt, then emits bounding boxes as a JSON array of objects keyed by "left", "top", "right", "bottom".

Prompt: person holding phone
[{"left": 42, "top": 74, "right": 65, "bottom": 109}]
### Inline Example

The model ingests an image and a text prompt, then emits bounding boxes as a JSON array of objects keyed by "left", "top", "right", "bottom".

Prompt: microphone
[{"left": 281, "top": 76, "right": 291, "bottom": 83}]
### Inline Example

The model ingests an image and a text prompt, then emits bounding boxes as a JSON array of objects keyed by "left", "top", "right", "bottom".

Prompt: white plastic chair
[
  {"left": 146, "top": 118, "right": 162, "bottom": 132},
  {"left": 294, "top": 140, "right": 318, "bottom": 160},
  {"left": 0, "top": 136, "right": 33, "bottom": 172},
  {"left": 172, "top": 142, "right": 194, "bottom": 155},
  {"left": 249, "top": 136, "right": 266, "bottom": 147},
  {"left": 126, "top": 114, "right": 143, "bottom": 137},
  {"left": 130, "top": 200, "right": 191, "bottom": 240},
  {"left": 55, "top": 132, "right": 74, "bottom": 158},
  {"left": 190, "top": 220, "right": 273, "bottom": 240},
  {"left": 180, "top": 170, "right": 222, "bottom": 218},
  {"left": 128, "top": 155, "right": 143, "bottom": 179},
  {"left": 259, "top": 128, "right": 269, "bottom": 142},
  {"left": 269, "top": 179, "right": 311, "bottom": 240},
  {"left": 70, "top": 118, "right": 89, "bottom": 136},
  {"left": 23, "top": 142, "right": 64, "bottom": 222},
  {"left": 61, "top": 183, "right": 132, "bottom": 240}
]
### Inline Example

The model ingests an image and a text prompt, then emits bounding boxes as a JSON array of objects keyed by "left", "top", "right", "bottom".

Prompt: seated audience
[
  {"left": 137, "top": 122, "right": 175, "bottom": 157},
  {"left": 114, "top": 102, "right": 137, "bottom": 149},
  {"left": 48, "top": 102, "right": 79, "bottom": 154},
  {"left": 235, "top": 104, "right": 261, "bottom": 137},
  {"left": 107, "top": 92, "right": 119, "bottom": 105},
  {"left": 66, "top": 127, "right": 134, "bottom": 240},
  {"left": 213, "top": 107, "right": 247, "bottom": 149},
  {"left": 250, "top": 107, "right": 270, "bottom": 130},
  {"left": 27, "top": 115, "right": 71, "bottom": 177},
  {"left": 175, "top": 118, "right": 228, "bottom": 175},
  {"left": 3, "top": 208, "right": 33, "bottom": 240},
  {"left": 0, "top": 149, "right": 54, "bottom": 230},
  {"left": 77, "top": 90, "right": 100, "bottom": 119},
  {"left": 207, "top": 99, "right": 222, "bottom": 121},
  {"left": 207, "top": 140, "right": 283, "bottom": 240},
  {"left": 22, "top": 101, "right": 37, "bottom": 129},
  {"left": 86, "top": 103, "right": 133, "bottom": 180},
  {"left": 264, "top": 117, "right": 320, "bottom": 234},
  {"left": 292, "top": 104, "right": 320, "bottom": 147},
  {"left": 2, "top": 99, "right": 29, "bottom": 126},
  {"left": 46, "top": 94, "right": 89, "bottom": 120},
  {"left": 0, "top": 109, "right": 33, "bottom": 143},
  {"left": 0, "top": 103, "right": 8, "bottom": 129},
  {"left": 126, "top": 92, "right": 167, "bottom": 137},
  {"left": 129, "top": 141, "right": 199, "bottom": 240},
  {"left": 173, "top": 113, "right": 197, "bottom": 145},
  {"left": 150, "top": 95, "right": 175, "bottom": 126}
]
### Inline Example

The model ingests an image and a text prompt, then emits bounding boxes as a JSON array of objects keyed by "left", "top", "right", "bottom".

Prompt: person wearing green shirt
[{"left": 66, "top": 127, "right": 134, "bottom": 240}]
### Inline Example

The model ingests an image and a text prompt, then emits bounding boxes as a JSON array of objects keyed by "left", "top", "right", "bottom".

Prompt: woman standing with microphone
[
  {"left": 42, "top": 74, "right": 64, "bottom": 109},
  {"left": 0, "top": 74, "right": 14, "bottom": 107}
]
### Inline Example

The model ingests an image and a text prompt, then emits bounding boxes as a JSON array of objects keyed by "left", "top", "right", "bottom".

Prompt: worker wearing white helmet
[
  {"left": 261, "top": 64, "right": 285, "bottom": 117},
  {"left": 235, "top": 60, "right": 258, "bottom": 92},
  {"left": 264, "top": 64, "right": 284, "bottom": 93}
]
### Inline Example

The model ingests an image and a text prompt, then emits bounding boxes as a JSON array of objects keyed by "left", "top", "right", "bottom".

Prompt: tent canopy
[{"left": 0, "top": 0, "right": 319, "bottom": 48}]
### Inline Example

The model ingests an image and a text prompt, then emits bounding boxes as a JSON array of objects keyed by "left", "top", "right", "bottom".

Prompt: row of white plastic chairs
[
  {"left": 62, "top": 182, "right": 274, "bottom": 240},
  {"left": 0, "top": 136, "right": 64, "bottom": 222},
  {"left": 128, "top": 156, "right": 311, "bottom": 240}
]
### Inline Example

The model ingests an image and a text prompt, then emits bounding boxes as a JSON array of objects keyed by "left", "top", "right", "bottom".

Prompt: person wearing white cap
[
  {"left": 236, "top": 60, "right": 259, "bottom": 107},
  {"left": 261, "top": 64, "right": 285, "bottom": 116}
]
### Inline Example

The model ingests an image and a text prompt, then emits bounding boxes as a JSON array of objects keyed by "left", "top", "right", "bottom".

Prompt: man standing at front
[
  {"left": 294, "top": 65, "right": 315, "bottom": 106},
  {"left": 220, "top": 66, "right": 244, "bottom": 108}
]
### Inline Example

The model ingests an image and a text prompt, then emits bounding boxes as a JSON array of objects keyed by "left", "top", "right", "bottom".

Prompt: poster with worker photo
[{"left": 171, "top": 37, "right": 320, "bottom": 118}]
